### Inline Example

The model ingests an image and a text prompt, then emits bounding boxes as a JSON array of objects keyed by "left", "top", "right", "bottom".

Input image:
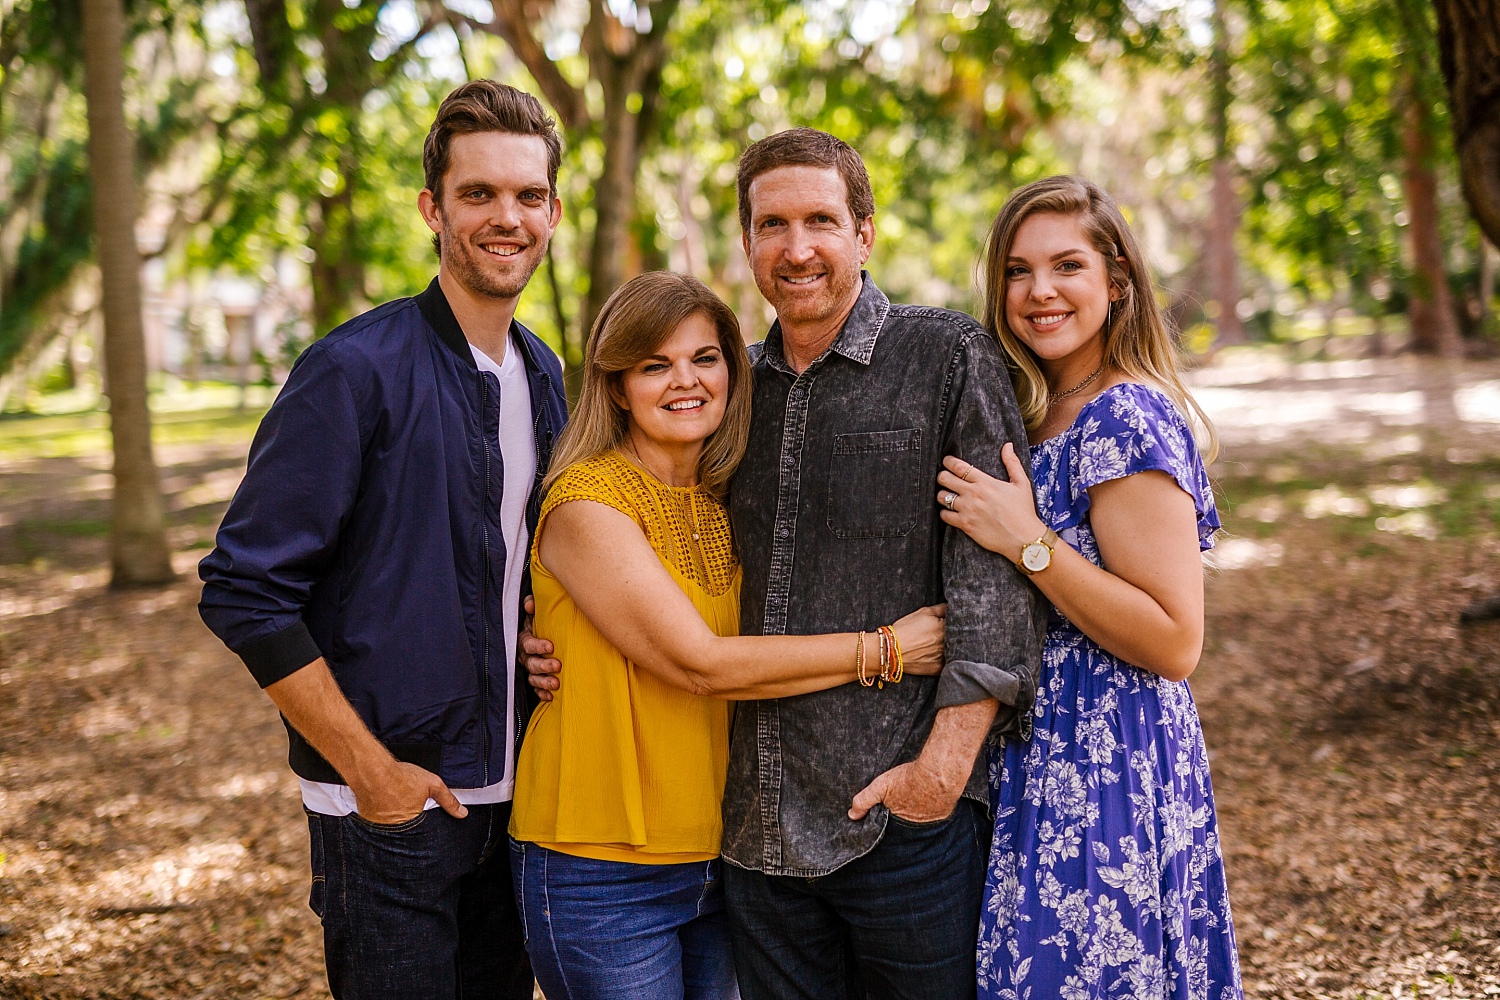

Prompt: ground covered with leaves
[{"left": 1, "top": 358, "right": 1498, "bottom": 999}]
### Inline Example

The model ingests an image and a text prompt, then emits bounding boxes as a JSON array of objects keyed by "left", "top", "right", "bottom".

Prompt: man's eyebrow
[{"left": 450, "top": 179, "right": 549, "bottom": 193}]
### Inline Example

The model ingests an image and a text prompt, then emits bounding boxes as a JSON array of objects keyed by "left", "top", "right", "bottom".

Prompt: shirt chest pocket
[{"left": 826, "top": 428, "right": 925, "bottom": 539}]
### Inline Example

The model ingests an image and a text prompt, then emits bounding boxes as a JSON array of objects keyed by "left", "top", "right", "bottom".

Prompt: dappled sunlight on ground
[{"left": 0, "top": 354, "right": 1497, "bottom": 998}]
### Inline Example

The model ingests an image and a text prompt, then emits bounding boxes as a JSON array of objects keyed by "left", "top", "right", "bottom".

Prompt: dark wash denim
[
  {"left": 305, "top": 803, "right": 532, "bottom": 1000},
  {"left": 509, "top": 841, "right": 740, "bottom": 1000},
  {"left": 724, "top": 274, "right": 1047, "bottom": 877},
  {"left": 723, "top": 800, "right": 991, "bottom": 1000}
]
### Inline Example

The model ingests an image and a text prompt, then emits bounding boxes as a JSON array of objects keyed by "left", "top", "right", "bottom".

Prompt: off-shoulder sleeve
[{"left": 1067, "top": 384, "right": 1220, "bottom": 551}]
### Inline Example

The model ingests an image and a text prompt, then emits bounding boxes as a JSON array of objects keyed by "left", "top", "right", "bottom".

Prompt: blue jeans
[
  {"left": 305, "top": 804, "right": 532, "bottom": 1000},
  {"left": 723, "top": 800, "right": 990, "bottom": 1000},
  {"left": 509, "top": 840, "right": 740, "bottom": 1000}
]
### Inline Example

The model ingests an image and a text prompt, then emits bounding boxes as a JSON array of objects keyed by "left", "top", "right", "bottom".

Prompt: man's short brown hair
[
  {"left": 736, "top": 127, "right": 875, "bottom": 232},
  {"left": 423, "top": 80, "right": 562, "bottom": 201}
]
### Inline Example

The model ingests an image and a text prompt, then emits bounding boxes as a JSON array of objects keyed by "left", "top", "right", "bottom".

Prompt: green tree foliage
[
  {"left": 0, "top": 0, "right": 211, "bottom": 377},
  {"left": 2, "top": 0, "right": 1491, "bottom": 394},
  {"left": 1241, "top": 0, "right": 1417, "bottom": 313}
]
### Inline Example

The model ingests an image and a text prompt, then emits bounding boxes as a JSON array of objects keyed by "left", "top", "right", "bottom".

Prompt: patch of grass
[
  {"left": 19, "top": 518, "right": 111, "bottom": 538},
  {"left": 0, "top": 406, "right": 267, "bottom": 462}
]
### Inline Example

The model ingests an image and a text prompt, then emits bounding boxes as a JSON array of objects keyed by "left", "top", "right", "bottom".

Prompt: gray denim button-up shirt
[{"left": 722, "top": 274, "right": 1047, "bottom": 877}]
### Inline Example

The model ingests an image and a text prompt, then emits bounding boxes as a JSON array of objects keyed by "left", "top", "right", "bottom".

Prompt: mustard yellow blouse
[{"left": 509, "top": 450, "right": 741, "bottom": 864}]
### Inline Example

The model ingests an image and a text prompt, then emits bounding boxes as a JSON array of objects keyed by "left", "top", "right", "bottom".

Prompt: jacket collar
[
  {"left": 415, "top": 275, "right": 549, "bottom": 377},
  {"left": 761, "top": 271, "right": 890, "bottom": 372}
]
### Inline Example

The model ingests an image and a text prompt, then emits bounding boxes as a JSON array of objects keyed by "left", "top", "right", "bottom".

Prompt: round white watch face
[{"left": 1021, "top": 541, "right": 1052, "bottom": 573}]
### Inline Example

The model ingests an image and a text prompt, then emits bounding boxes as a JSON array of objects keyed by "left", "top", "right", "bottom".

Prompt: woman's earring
[{"left": 1107, "top": 299, "right": 1114, "bottom": 328}]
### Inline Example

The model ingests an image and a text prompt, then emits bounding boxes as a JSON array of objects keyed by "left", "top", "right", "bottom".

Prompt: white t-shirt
[{"left": 300, "top": 333, "right": 537, "bottom": 816}]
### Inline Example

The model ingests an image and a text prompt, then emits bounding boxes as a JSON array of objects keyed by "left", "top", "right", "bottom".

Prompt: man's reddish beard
[
  {"left": 758, "top": 255, "right": 861, "bottom": 324},
  {"left": 439, "top": 224, "right": 546, "bottom": 301}
]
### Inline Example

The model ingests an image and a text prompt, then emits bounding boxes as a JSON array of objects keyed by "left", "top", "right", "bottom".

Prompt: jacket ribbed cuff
[
  {"left": 236, "top": 621, "right": 323, "bottom": 688},
  {"left": 934, "top": 659, "right": 1021, "bottom": 710}
]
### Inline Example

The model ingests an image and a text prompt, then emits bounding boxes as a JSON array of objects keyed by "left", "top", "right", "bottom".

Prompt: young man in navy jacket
[{"left": 199, "top": 81, "right": 568, "bottom": 999}]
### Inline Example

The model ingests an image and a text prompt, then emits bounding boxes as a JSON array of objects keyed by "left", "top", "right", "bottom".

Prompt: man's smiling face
[
  {"left": 420, "top": 131, "right": 561, "bottom": 302},
  {"left": 742, "top": 165, "right": 874, "bottom": 331}
]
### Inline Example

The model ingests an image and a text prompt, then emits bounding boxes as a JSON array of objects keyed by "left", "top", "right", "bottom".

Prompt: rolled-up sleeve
[
  {"left": 198, "top": 344, "right": 363, "bottom": 688},
  {"left": 933, "top": 332, "right": 1047, "bottom": 737}
]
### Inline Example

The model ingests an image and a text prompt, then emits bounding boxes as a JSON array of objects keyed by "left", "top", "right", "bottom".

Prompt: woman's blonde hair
[
  {"left": 979, "top": 175, "right": 1217, "bottom": 459},
  {"left": 543, "top": 271, "right": 753, "bottom": 497}
]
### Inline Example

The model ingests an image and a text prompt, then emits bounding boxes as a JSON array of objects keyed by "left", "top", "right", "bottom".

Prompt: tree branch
[{"left": 450, "top": 2, "right": 588, "bottom": 130}]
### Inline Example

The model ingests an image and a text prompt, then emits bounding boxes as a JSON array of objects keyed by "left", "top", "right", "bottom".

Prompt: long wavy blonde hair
[
  {"left": 979, "top": 175, "right": 1217, "bottom": 459},
  {"left": 542, "top": 271, "right": 753, "bottom": 498}
]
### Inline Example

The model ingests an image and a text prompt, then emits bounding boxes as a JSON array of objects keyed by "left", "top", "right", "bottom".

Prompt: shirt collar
[
  {"left": 761, "top": 272, "right": 890, "bottom": 372},
  {"left": 415, "top": 275, "right": 544, "bottom": 376}
]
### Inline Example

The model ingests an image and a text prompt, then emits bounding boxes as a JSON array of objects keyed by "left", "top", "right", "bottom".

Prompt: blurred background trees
[{"left": 2, "top": 0, "right": 1497, "bottom": 410}]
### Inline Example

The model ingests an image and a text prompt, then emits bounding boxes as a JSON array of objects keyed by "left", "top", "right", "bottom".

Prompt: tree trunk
[
  {"left": 80, "top": 0, "right": 174, "bottom": 586},
  {"left": 1481, "top": 236, "right": 1497, "bottom": 327},
  {"left": 1206, "top": 0, "right": 1246, "bottom": 346},
  {"left": 308, "top": 161, "right": 366, "bottom": 335},
  {"left": 1433, "top": 0, "right": 1500, "bottom": 248},
  {"left": 581, "top": 69, "right": 643, "bottom": 338},
  {"left": 1401, "top": 79, "right": 1464, "bottom": 358}
]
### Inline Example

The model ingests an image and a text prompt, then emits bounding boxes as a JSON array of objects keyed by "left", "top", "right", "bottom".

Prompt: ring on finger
[
  {"left": 941, "top": 491, "right": 957, "bottom": 510},
  {"left": 962, "top": 463, "right": 977, "bottom": 483}
]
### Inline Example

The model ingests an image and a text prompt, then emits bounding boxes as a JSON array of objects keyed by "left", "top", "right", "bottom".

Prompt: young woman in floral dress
[{"left": 935, "top": 176, "right": 1243, "bottom": 1000}]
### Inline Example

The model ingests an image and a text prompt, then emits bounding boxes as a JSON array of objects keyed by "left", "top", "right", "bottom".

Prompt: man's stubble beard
[
  {"left": 758, "top": 256, "right": 862, "bottom": 330},
  {"left": 440, "top": 226, "right": 548, "bottom": 301}
]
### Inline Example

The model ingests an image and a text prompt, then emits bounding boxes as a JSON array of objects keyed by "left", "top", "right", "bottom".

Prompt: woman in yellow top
[{"left": 508, "top": 271, "right": 945, "bottom": 1000}]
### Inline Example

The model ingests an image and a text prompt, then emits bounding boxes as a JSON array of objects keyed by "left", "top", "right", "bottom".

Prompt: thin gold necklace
[
  {"left": 1052, "top": 363, "right": 1105, "bottom": 400},
  {"left": 623, "top": 436, "right": 704, "bottom": 544}
]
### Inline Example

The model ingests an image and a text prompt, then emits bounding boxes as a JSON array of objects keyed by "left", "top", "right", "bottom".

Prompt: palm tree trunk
[
  {"left": 1207, "top": 0, "right": 1246, "bottom": 346},
  {"left": 1401, "top": 76, "right": 1464, "bottom": 359},
  {"left": 80, "top": 0, "right": 175, "bottom": 586}
]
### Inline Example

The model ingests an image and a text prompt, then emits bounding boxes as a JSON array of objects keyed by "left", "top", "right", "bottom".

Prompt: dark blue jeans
[
  {"left": 509, "top": 840, "right": 740, "bottom": 1000},
  {"left": 723, "top": 800, "right": 990, "bottom": 1000},
  {"left": 305, "top": 804, "right": 532, "bottom": 1000}
]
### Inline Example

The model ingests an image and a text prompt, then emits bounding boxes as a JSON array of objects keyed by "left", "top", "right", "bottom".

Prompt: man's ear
[
  {"left": 857, "top": 216, "right": 875, "bottom": 264},
  {"left": 549, "top": 196, "right": 563, "bottom": 234},
  {"left": 418, "top": 189, "right": 443, "bottom": 236}
]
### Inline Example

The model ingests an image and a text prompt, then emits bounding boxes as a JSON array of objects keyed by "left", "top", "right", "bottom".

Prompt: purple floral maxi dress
[{"left": 976, "top": 383, "right": 1243, "bottom": 1000}]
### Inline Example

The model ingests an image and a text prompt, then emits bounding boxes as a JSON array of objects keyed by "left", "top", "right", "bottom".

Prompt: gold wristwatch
[{"left": 1016, "top": 527, "right": 1059, "bottom": 575}]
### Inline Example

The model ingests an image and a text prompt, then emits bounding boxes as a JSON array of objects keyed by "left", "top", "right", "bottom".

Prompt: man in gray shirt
[
  {"left": 523, "top": 128, "right": 1043, "bottom": 998},
  {"left": 720, "top": 129, "right": 1044, "bottom": 999}
]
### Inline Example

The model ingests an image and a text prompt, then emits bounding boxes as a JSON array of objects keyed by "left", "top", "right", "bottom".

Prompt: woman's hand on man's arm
[{"left": 536, "top": 499, "right": 949, "bottom": 700}]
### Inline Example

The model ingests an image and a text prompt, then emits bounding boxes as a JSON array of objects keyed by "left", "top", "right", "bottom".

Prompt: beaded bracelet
[
  {"left": 877, "top": 625, "right": 904, "bottom": 684},
  {"left": 855, "top": 631, "right": 875, "bottom": 687}
]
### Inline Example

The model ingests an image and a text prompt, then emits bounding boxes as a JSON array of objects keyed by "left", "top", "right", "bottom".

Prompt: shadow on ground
[{"left": 0, "top": 357, "right": 1498, "bottom": 998}]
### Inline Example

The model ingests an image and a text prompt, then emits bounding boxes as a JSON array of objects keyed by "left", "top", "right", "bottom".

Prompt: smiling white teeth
[
  {"left": 784, "top": 275, "right": 820, "bottom": 284},
  {"left": 667, "top": 400, "right": 704, "bottom": 410},
  {"left": 483, "top": 245, "right": 522, "bottom": 257}
]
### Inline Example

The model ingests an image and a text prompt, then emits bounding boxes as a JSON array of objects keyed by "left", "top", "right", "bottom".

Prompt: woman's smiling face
[
  {"left": 613, "top": 311, "right": 730, "bottom": 449},
  {"left": 1003, "top": 211, "right": 1117, "bottom": 365}
]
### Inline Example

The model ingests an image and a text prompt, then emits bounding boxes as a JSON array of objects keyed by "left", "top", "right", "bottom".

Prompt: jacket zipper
[{"left": 479, "top": 371, "right": 493, "bottom": 786}]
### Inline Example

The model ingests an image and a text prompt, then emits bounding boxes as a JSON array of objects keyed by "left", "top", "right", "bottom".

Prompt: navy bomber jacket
[{"left": 199, "top": 277, "right": 568, "bottom": 790}]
